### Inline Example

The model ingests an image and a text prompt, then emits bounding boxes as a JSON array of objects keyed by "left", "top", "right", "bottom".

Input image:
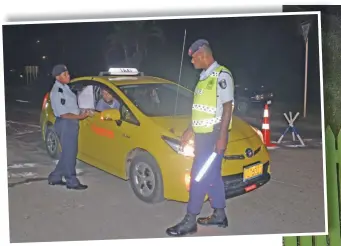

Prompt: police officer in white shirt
[
  {"left": 47, "top": 64, "right": 89, "bottom": 190},
  {"left": 166, "top": 39, "right": 234, "bottom": 236}
]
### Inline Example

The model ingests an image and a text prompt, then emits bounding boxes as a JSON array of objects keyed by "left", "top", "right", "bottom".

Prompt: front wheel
[{"left": 129, "top": 152, "right": 164, "bottom": 204}]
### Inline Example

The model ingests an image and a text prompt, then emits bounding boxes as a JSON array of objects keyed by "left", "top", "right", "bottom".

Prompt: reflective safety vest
[{"left": 192, "top": 65, "right": 234, "bottom": 134}]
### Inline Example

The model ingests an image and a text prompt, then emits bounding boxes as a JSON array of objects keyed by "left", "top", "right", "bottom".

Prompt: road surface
[{"left": 6, "top": 101, "right": 326, "bottom": 243}]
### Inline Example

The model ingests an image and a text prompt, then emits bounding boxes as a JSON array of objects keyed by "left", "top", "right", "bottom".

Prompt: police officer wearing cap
[
  {"left": 47, "top": 64, "right": 89, "bottom": 190},
  {"left": 166, "top": 39, "right": 234, "bottom": 236}
]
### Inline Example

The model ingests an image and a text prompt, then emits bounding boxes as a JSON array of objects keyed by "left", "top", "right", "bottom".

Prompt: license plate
[{"left": 243, "top": 163, "right": 263, "bottom": 181}]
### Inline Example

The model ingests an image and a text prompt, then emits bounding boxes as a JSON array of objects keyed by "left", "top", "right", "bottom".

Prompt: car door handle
[{"left": 122, "top": 133, "right": 130, "bottom": 139}]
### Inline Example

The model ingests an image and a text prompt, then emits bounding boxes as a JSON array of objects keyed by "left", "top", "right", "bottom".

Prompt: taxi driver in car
[{"left": 96, "top": 88, "right": 120, "bottom": 111}]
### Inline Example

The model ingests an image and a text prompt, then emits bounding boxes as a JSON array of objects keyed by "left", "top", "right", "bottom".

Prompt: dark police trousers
[
  {"left": 187, "top": 128, "right": 228, "bottom": 215},
  {"left": 48, "top": 118, "right": 80, "bottom": 187}
]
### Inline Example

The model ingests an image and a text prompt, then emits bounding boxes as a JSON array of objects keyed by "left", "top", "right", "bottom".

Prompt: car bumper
[{"left": 223, "top": 161, "right": 270, "bottom": 199}]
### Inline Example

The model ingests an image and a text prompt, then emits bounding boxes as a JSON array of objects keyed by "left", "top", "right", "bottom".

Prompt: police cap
[
  {"left": 52, "top": 64, "right": 68, "bottom": 77},
  {"left": 188, "top": 39, "right": 210, "bottom": 56}
]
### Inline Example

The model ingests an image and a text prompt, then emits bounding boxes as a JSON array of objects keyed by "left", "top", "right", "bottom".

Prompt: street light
[
  {"left": 300, "top": 20, "right": 311, "bottom": 118},
  {"left": 42, "top": 56, "right": 47, "bottom": 60}
]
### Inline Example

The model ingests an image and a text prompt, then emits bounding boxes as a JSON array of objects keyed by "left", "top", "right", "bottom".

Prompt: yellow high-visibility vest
[{"left": 192, "top": 65, "right": 234, "bottom": 134}]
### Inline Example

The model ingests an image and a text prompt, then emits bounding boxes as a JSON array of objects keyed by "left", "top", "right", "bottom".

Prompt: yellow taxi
[{"left": 40, "top": 68, "right": 271, "bottom": 204}]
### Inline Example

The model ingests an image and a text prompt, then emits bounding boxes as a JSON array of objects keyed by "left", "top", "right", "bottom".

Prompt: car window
[
  {"left": 71, "top": 80, "right": 117, "bottom": 110},
  {"left": 117, "top": 83, "right": 193, "bottom": 117},
  {"left": 69, "top": 79, "right": 140, "bottom": 126},
  {"left": 69, "top": 80, "right": 97, "bottom": 109},
  {"left": 120, "top": 103, "right": 139, "bottom": 125}
]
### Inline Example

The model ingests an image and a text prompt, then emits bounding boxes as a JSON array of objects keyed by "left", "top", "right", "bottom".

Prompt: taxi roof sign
[{"left": 108, "top": 67, "right": 139, "bottom": 76}]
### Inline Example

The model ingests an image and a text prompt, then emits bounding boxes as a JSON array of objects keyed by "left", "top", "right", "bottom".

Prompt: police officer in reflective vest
[
  {"left": 166, "top": 39, "right": 234, "bottom": 236},
  {"left": 47, "top": 64, "right": 89, "bottom": 190}
]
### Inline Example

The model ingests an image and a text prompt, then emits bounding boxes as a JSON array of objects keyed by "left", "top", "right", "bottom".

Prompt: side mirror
[{"left": 100, "top": 108, "right": 121, "bottom": 121}]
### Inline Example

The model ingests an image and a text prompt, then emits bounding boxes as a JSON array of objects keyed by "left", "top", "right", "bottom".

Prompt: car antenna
[{"left": 173, "top": 29, "right": 187, "bottom": 117}]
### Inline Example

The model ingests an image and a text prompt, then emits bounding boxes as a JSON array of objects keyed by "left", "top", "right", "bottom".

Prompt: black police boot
[
  {"left": 197, "top": 208, "right": 228, "bottom": 228},
  {"left": 166, "top": 213, "right": 198, "bottom": 236},
  {"left": 48, "top": 180, "right": 66, "bottom": 186},
  {"left": 66, "top": 183, "right": 88, "bottom": 190}
]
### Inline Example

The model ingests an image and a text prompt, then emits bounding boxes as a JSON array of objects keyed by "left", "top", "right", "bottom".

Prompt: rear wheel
[
  {"left": 45, "top": 125, "right": 60, "bottom": 160},
  {"left": 129, "top": 152, "right": 164, "bottom": 204}
]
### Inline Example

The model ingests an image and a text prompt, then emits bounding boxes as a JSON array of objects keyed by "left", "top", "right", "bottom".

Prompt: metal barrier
[
  {"left": 277, "top": 112, "right": 305, "bottom": 146},
  {"left": 283, "top": 126, "right": 341, "bottom": 246}
]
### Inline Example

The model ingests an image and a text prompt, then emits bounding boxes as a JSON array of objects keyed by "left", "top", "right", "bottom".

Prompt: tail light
[{"left": 42, "top": 92, "right": 49, "bottom": 110}]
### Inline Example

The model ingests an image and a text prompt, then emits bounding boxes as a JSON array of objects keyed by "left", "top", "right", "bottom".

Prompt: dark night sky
[{"left": 2, "top": 14, "right": 320, "bottom": 106}]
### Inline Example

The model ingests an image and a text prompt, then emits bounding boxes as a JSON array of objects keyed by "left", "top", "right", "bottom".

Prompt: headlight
[
  {"left": 251, "top": 126, "right": 264, "bottom": 143},
  {"left": 162, "top": 136, "right": 195, "bottom": 157}
]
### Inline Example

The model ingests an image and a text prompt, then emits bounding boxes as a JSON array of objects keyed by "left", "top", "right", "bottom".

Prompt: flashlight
[{"left": 194, "top": 152, "right": 217, "bottom": 182}]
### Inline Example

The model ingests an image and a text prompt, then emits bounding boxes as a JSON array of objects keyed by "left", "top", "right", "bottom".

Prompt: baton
[{"left": 194, "top": 152, "right": 218, "bottom": 182}]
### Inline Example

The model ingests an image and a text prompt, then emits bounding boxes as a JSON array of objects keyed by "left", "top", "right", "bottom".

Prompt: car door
[
  {"left": 92, "top": 101, "right": 141, "bottom": 178},
  {"left": 79, "top": 83, "right": 141, "bottom": 177},
  {"left": 75, "top": 80, "right": 108, "bottom": 168},
  {"left": 78, "top": 111, "right": 109, "bottom": 169}
]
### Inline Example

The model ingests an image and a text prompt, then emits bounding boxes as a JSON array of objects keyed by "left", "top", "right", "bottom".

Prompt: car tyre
[
  {"left": 45, "top": 125, "right": 60, "bottom": 160},
  {"left": 236, "top": 99, "right": 249, "bottom": 115},
  {"left": 129, "top": 152, "right": 164, "bottom": 204}
]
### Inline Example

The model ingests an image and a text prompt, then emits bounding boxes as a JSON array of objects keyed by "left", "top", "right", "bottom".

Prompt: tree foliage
[
  {"left": 104, "top": 20, "right": 165, "bottom": 69},
  {"left": 322, "top": 14, "right": 341, "bottom": 134}
]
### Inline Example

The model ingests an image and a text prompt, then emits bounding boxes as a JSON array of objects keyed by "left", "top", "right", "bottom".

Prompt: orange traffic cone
[{"left": 262, "top": 103, "right": 277, "bottom": 148}]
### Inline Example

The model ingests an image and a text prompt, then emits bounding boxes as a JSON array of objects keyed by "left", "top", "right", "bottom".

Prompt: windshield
[{"left": 118, "top": 83, "right": 193, "bottom": 117}]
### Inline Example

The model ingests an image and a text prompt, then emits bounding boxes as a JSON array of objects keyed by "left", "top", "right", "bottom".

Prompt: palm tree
[{"left": 104, "top": 20, "right": 165, "bottom": 70}]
